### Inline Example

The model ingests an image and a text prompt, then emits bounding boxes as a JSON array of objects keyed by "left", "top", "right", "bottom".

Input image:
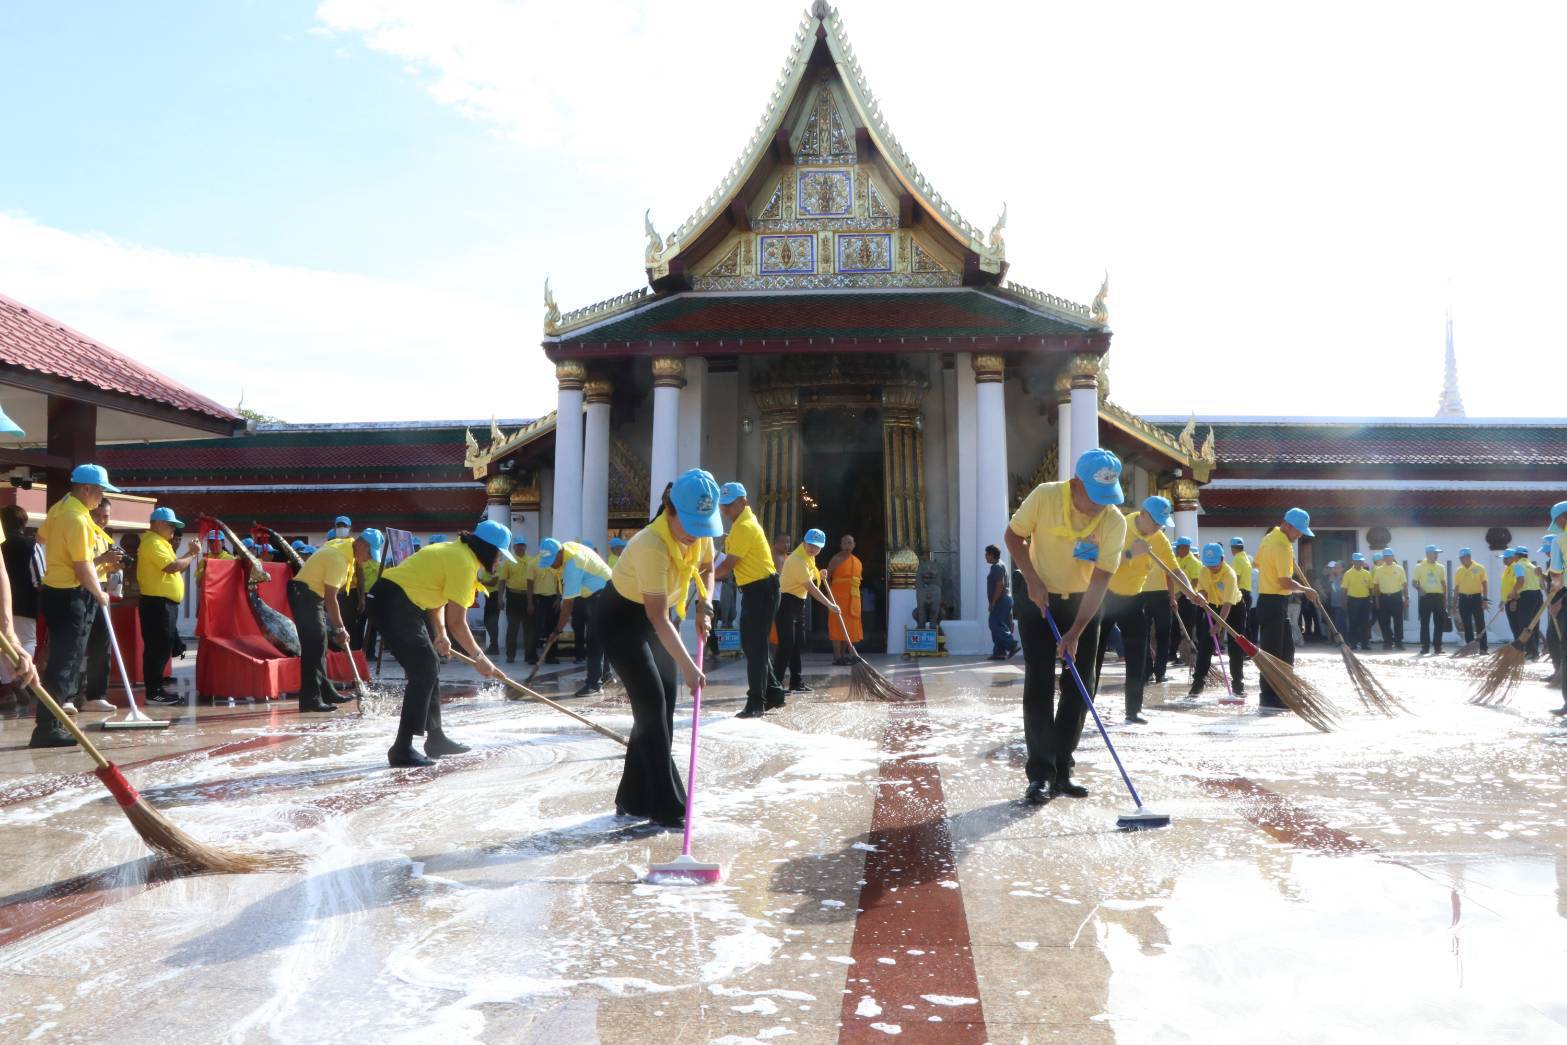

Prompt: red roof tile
[
  {"left": 0, "top": 292, "right": 238, "bottom": 423},
  {"left": 1158, "top": 421, "right": 1567, "bottom": 467}
]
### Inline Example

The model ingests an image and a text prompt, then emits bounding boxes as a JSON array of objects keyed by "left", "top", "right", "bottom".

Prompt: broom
[
  {"left": 1151, "top": 558, "right": 1341, "bottom": 732},
  {"left": 0, "top": 631, "right": 292, "bottom": 874},
  {"left": 1293, "top": 566, "right": 1404, "bottom": 716},
  {"left": 1470, "top": 597, "right": 1553, "bottom": 706},
  {"left": 1452, "top": 604, "right": 1507, "bottom": 658},
  {"left": 830, "top": 603, "right": 903, "bottom": 703},
  {"left": 524, "top": 635, "right": 559, "bottom": 685},
  {"left": 448, "top": 650, "right": 629, "bottom": 746},
  {"left": 647, "top": 636, "right": 723, "bottom": 882}
]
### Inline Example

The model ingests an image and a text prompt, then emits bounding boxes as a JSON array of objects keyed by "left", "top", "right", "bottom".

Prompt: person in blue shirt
[{"left": 537, "top": 537, "right": 614, "bottom": 697}]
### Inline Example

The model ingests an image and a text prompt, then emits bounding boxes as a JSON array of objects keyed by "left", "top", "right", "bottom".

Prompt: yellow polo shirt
[
  {"left": 779, "top": 544, "right": 822, "bottom": 598},
  {"left": 531, "top": 561, "right": 561, "bottom": 597},
  {"left": 1176, "top": 551, "right": 1202, "bottom": 591},
  {"left": 1254, "top": 527, "right": 1296, "bottom": 597},
  {"left": 1373, "top": 562, "right": 1406, "bottom": 595},
  {"left": 1341, "top": 567, "right": 1374, "bottom": 599},
  {"left": 611, "top": 515, "right": 708, "bottom": 607},
  {"left": 1232, "top": 551, "right": 1254, "bottom": 592},
  {"left": 1454, "top": 562, "right": 1486, "bottom": 596},
  {"left": 383, "top": 540, "right": 484, "bottom": 611},
  {"left": 1198, "top": 562, "right": 1240, "bottom": 606},
  {"left": 1411, "top": 561, "right": 1446, "bottom": 595},
  {"left": 500, "top": 554, "right": 532, "bottom": 592},
  {"left": 1501, "top": 563, "right": 1517, "bottom": 600},
  {"left": 39, "top": 494, "right": 110, "bottom": 590},
  {"left": 1008, "top": 480, "right": 1127, "bottom": 596},
  {"left": 137, "top": 530, "right": 185, "bottom": 602},
  {"left": 1512, "top": 560, "right": 1542, "bottom": 594},
  {"left": 1109, "top": 513, "right": 1177, "bottom": 597},
  {"left": 724, "top": 507, "right": 776, "bottom": 586},
  {"left": 296, "top": 538, "right": 355, "bottom": 599}
]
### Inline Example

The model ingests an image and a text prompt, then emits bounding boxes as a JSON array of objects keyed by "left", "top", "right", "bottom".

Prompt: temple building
[{"left": 465, "top": 2, "right": 1212, "bottom": 652}]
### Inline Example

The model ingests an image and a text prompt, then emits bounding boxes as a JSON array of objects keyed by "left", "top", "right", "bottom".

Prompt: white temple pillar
[
  {"left": 677, "top": 356, "right": 706, "bottom": 474},
  {"left": 974, "top": 355, "right": 1009, "bottom": 625},
  {"left": 1173, "top": 479, "right": 1201, "bottom": 549},
  {"left": 955, "top": 354, "right": 979, "bottom": 622},
  {"left": 1054, "top": 373, "right": 1072, "bottom": 480},
  {"left": 650, "top": 357, "right": 684, "bottom": 517},
  {"left": 581, "top": 376, "right": 612, "bottom": 550},
  {"left": 551, "top": 362, "right": 585, "bottom": 545},
  {"left": 1069, "top": 352, "right": 1101, "bottom": 468},
  {"left": 509, "top": 508, "right": 539, "bottom": 551}
]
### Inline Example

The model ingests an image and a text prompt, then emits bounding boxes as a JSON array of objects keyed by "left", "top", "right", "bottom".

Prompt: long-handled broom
[
  {"left": 1038, "top": 607, "right": 1170, "bottom": 830},
  {"left": 1152, "top": 558, "right": 1341, "bottom": 732},
  {"left": 647, "top": 637, "right": 723, "bottom": 882},
  {"left": 99, "top": 608, "right": 171, "bottom": 731},
  {"left": 523, "top": 635, "right": 559, "bottom": 685},
  {"left": 830, "top": 604, "right": 903, "bottom": 703},
  {"left": 1470, "top": 598, "right": 1553, "bottom": 706},
  {"left": 448, "top": 650, "right": 629, "bottom": 747},
  {"left": 1452, "top": 604, "right": 1507, "bottom": 658},
  {"left": 1292, "top": 566, "right": 1404, "bottom": 716},
  {"left": 0, "top": 631, "right": 291, "bottom": 873}
]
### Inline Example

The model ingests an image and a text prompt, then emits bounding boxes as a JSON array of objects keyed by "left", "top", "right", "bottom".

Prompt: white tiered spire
[{"left": 1435, "top": 311, "right": 1465, "bottom": 418}]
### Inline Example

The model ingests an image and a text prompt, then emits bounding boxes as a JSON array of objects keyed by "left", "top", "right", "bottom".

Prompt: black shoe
[
  {"left": 1154, "top": 675, "right": 1167, "bottom": 684},
  {"left": 789, "top": 683, "right": 812, "bottom": 693},
  {"left": 299, "top": 698, "right": 337, "bottom": 713},
  {"left": 573, "top": 684, "right": 604, "bottom": 698},
  {"left": 736, "top": 705, "right": 765, "bottom": 719},
  {"left": 1051, "top": 779, "right": 1090, "bottom": 799},
  {"left": 1126, "top": 714, "right": 1148, "bottom": 725},
  {"left": 148, "top": 692, "right": 183, "bottom": 706},
  {"left": 29, "top": 727, "right": 78, "bottom": 749},
  {"left": 161, "top": 675, "right": 176, "bottom": 685},
  {"left": 388, "top": 745, "right": 435, "bottom": 768},
  {"left": 1550, "top": 705, "right": 1567, "bottom": 716},
  {"left": 424, "top": 734, "right": 470, "bottom": 758},
  {"left": 1024, "top": 781, "right": 1052, "bottom": 806},
  {"left": 1419, "top": 647, "right": 1430, "bottom": 655},
  {"left": 1185, "top": 687, "right": 1204, "bottom": 700},
  {"left": 765, "top": 698, "right": 787, "bottom": 711},
  {"left": 324, "top": 691, "right": 354, "bottom": 704}
]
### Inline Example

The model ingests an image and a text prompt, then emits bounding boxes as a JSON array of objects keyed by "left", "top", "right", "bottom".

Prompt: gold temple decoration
[
  {"left": 464, "top": 428, "right": 481, "bottom": 469},
  {"left": 1200, "top": 426, "right": 1218, "bottom": 465},
  {"left": 1177, "top": 415, "right": 1197, "bottom": 457},
  {"left": 543, "top": 278, "right": 561, "bottom": 335},
  {"left": 881, "top": 384, "right": 929, "bottom": 556},
  {"left": 1052, "top": 372, "right": 1072, "bottom": 404},
  {"left": 1172, "top": 477, "right": 1202, "bottom": 513},
  {"left": 887, "top": 547, "right": 920, "bottom": 590},
  {"left": 755, "top": 388, "right": 802, "bottom": 543},
  {"left": 652, "top": 357, "right": 687, "bottom": 389},
  {"left": 971, "top": 353, "right": 1004, "bottom": 384},
  {"left": 465, "top": 413, "right": 559, "bottom": 479},
  {"left": 556, "top": 361, "right": 586, "bottom": 391},
  {"left": 489, "top": 417, "right": 505, "bottom": 448},
  {"left": 1090, "top": 271, "right": 1109, "bottom": 326},
  {"left": 509, "top": 472, "right": 542, "bottom": 513},
  {"left": 1068, "top": 352, "right": 1101, "bottom": 389},
  {"left": 484, "top": 474, "right": 516, "bottom": 503},
  {"left": 1012, "top": 446, "right": 1060, "bottom": 511},
  {"left": 643, "top": 210, "right": 665, "bottom": 266},
  {"left": 583, "top": 376, "right": 614, "bottom": 406}
]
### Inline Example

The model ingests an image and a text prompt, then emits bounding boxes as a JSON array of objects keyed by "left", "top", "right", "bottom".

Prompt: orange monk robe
[{"left": 827, "top": 554, "right": 863, "bottom": 643}]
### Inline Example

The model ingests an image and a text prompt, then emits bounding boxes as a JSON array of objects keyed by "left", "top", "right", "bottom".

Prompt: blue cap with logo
[
  {"left": 1514, "top": 545, "right": 1530, "bottom": 557},
  {"left": 1284, "top": 507, "right": 1314, "bottom": 538},
  {"left": 1175, "top": 536, "right": 1194, "bottom": 548},
  {"left": 1458, "top": 547, "right": 1472, "bottom": 557},
  {"left": 536, "top": 536, "right": 562, "bottom": 568},
  {"left": 150, "top": 506, "right": 183, "bottom": 527},
  {"left": 0, "top": 401, "right": 23, "bottom": 438},
  {"left": 670, "top": 468, "right": 723, "bottom": 538},
  {"left": 1201, "top": 542, "right": 1224, "bottom": 567},
  {"left": 610, "top": 536, "right": 626, "bottom": 549},
  {"left": 1351, "top": 552, "right": 1365, "bottom": 563},
  {"left": 357, "top": 528, "right": 383, "bottom": 560},
  {"left": 334, "top": 515, "right": 351, "bottom": 527},
  {"left": 1073, "top": 448, "right": 1124, "bottom": 506},
  {"left": 1425, "top": 544, "right": 1441, "bottom": 554},
  {"left": 70, "top": 463, "right": 120, "bottom": 493},
  {"left": 1230, "top": 537, "right": 1245, "bottom": 548},
  {"left": 719, "top": 482, "right": 747, "bottom": 506},
  {"left": 1550, "top": 500, "right": 1567, "bottom": 523},
  {"left": 472, "top": 520, "right": 517, "bottom": 563},
  {"left": 804, "top": 528, "right": 827, "bottom": 548},
  {"left": 1141, "top": 495, "right": 1173, "bottom": 527}
]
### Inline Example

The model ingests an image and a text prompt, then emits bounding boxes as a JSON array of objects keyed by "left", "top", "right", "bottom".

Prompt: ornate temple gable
[{"left": 795, "top": 77, "right": 857, "bottom": 166}]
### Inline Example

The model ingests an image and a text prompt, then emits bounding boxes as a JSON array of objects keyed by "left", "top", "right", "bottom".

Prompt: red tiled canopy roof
[
  {"left": 0, "top": 292, "right": 238, "bottom": 422},
  {"left": 1159, "top": 420, "right": 1567, "bottom": 467}
]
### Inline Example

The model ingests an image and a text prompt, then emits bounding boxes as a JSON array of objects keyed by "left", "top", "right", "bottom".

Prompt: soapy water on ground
[{"left": 1, "top": 648, "right": 1565, "bottom": 1042}]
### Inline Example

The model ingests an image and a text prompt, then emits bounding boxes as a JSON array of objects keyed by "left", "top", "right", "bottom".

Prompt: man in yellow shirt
[
  {"left": 1372, "top": 550, "right": 1408, "bottom": 650},
  {"left": 499, "top": 538, "right": 532, "bottom": 663},
  {"left": 1171, "top": 536, "right": 1203, "bottom": 666},
  {"left": 1094, "top": 495, "right": 1175, "bottom": 725},
  {"left": 1505, "top": 544, "right": 1543, "bottom": 660},
  {"left": 1253, "top": 507, "right": 1320, "bottom": 710},
  {"left": 137, "top": 506, "right": 201, "bottom": 706},
  {"left": 715, "top": 482, "right": 787, "bottom": 717},
  {"left": 1452, "top": 547, "right": 1489, "bottom": 655},
  {"left": 528, "top": 543, "right": 562, "bottom": 666},
  {"left": 74, "top": 499, "right": 122, "bottom": 713},
  {"left": 1340, "top": 553, "right": 1375, "bottom": 651},
  {"left": 289, "top": 529, "right": 379, "bottom": 712},
  {"left": 1230, "top": 537, "right": 1255, "bottom": 646},
  {"left": 772, "top": 528, "right": 838, "bottom": 697},
  {"left": 34, "top": 465, "right": 125, "bottom": 747},
  {"left": 607, "top": 536, "right": 625, "bottom": 570},
  {"left": 1136, "top": 527, "right": 1180, "bottom": 685},
  {"left": 1005, "top": 448, "right": 1129, "bottom": 804},
  {"left": 1410, "top": 544, "right": 1449, "bottom": 655},
  {"left": 1190, "top": 543, "right": 1241, "bottom": 700},
  {"left": 536, "top": 538, "right": 614, "bottom": 697}
]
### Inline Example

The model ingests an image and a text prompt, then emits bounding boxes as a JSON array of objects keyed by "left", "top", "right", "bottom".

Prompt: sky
[{"left": 2, "top": 0, "right": 1564, "bottom": 425}]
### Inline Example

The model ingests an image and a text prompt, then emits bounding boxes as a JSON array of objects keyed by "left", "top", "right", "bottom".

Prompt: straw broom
[
  {"left": 830, "top": 604, "right": 903, "bottom": 703},
  {"left": 1451, "top": 603, "right": 1507, "bottom": 658},
  {"left": 1469, "top": 597, "right": 1553, "bottom": 706},
  {"left": 1151, "top": 557, "right": 1341, "bottom": 732},
  {"left": 449, "top": 650, "right": 629, "bottom": 746},
  {"left": 0, "top": 631, "right": 292, "bottom": 874},
  {"left": 1293, "top": 566, "right": 1404, "bottom": 716}
]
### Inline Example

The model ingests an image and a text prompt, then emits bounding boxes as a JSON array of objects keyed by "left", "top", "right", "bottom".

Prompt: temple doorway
[{"left": 799, "top": 405, "right": 886, "bottom": 652}]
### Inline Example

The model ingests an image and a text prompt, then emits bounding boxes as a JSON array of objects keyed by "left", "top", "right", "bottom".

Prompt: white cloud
[{"left": 0, "top": 213, "right": 556, "bottom": 424}]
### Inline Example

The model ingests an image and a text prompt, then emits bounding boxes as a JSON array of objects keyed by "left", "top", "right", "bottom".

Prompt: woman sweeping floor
[
  {"left": 597, "top": 468, "right": 718, "bottom": 828},
  {"left": 826, "top": 534, "right": 862, "bottom": 665},
  {"left": 369, "top": 521, "right": 512, "bottom": 767}
]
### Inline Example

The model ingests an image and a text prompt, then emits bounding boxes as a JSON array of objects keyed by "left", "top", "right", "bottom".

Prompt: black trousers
[
  {"left": 1347, "top": 596, "right": 1373, "bottom": 649},
  {"left": 532, "top": 594, "right": 560, "bottom": 663},
  {"left": 1016, "top": 591, "right": 1101, "bottom": 785},
  {"left": 482, "top": 591, "right": 501, "bottom": 653},
  {"left": 1230, "top": 593, "right": 1251, "bottom": 653},
  {"left": 139, "top": 595, "right": 180, "bottom": 699},
  {"left": 1376, "top": 593, "right": 1406, "bottom": 647},
  {"left": 1095, "top": 592, "right": 1146, "bottom": 717},
  {"left": 1139, "top": 591, "right": 1172, "bottom": 682},
  {"left": 1255, "top": 593, "right": 1294, "bottom": 709},
  {"left": 571, "top": 595, "right": 589, "bottom": 661},
  {"left": 1513, "top": 589, "right": 1543, "bottom": 659},
  {"left": 577, "top": 592, "right": 605, "bottom": 686},
  {"left": 740, "top": 575, "right": 785, "bottom": 710},
  {"left": 503, "top": 590, "right": 529, "bottom": 660},
  {"left": 288, "top": 581, "right": 333, "bottom": 705},
  {"left": 369, "top": 578, "right": 447, "bottom": 743},
  {"left": 80, "top": 602, "right": 109, "bottom": 701},
  {"left": 38, "top": 586, "right": 95, "bottom": 731},
  {"left": 1191, "top": 611, "right": 1223, "bottom": 690},
  {"left": 772, "top": 592, "right": 806, "bottom": 689},
  {"left": 1455, "top": 593, "right": 1486, "bottom": 652},
  {"left": 597, "top": 585, "right": 685, "bottom": 824},
  {"left": 338, "top": 590, "right": 362, "bottom": 651},
  {"left": 1173, "top": 596, "right": 1201, "bottom": 662},
  {"left": 1417, "top": 592, "right": 1447, "bottom": 651}
]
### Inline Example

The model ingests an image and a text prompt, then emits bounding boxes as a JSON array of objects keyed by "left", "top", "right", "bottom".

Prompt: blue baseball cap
[
  {"left": 1424, "top": 544, "right": 1440, "bottom": 554},
  {"left": 1230, "top": 537, "right": 1245, "bottom": 548},
  {"left": 241, "top": 536, "right": 257, "bottom": 549},
  {"left": 1550, "top": 500, "right": 1567, "bottom": 522},
  {"left": 719, "top": 482, "right": 747, "bottom": 506},
  {"left": 473, "top": 520, "right": 517, "bottom": 563},
  {"left": 1351, "top": 552, "right": 1365, "bottom": 563},
  {"left": 0, "top": 401, "right": 23, "bottom": 438},
  {"left": 1458, "top": 547, "right": 1472, "bottom": 557},
  {"left": 804, "top": 528, "right": 827, "bottom": 547},
  {"left": 291, "top": 539, "right": 307, "bottom": 550},
  {"left": 1544, "top": 533, "right": 1558, "bottom": 546},
  {"left": 356, "top": 528, "right": 383, "bottom": 560},
  {"left": 1073, "top": 448, "right": 1124, "bottom": 506},
  {"left": 670, "top": 468, "right": 723, "bottom": 538},
  {"left": 429, "top": 534, "right": 448, "bottom": 544},
  {"left": 149, "top": 506, "right": 183, "bottom": 527},
  {"left": 1283, "top": 507, "right": 1314, "bottom": 537},
  {"left": 536, "top": 537, "right": 562, "bottom": 568},
  {"left": 1514, "top": 545, "right": 1530, "bottom": 557},
  {"left": 69, "top": 463, "right": 120, "bottom": 493},
  {"left": 1174, "top": 536, "right": 1194, "bottom": 548},
  {"left": 512, "top": 535, "right": 528, "bottom": 548},
  {"left": 1141, "top": 495, "right": 1172, "bottom": 527},
  {"left": 610, "top": 536, "right": 626, "bottom": 549},
  {"left": 1201, "top": 542, "right": 1224, "bottom": 567},
  {"left": 301, "top": 544, "right": 317, "bottom": 555},
  {"left": 334, "top": 515, "right": 352, "bottom": 527}
]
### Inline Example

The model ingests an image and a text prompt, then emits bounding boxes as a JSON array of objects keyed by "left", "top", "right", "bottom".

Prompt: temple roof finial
[
  {"left": 1091, "top": 270, "right": 1109, "bottom": 326},
  {"left": 811, "top": 0, "right": 832, "bottom": 20},
  {"left": 1436, "top": 310, "right": 1466, "bottom": 418}
]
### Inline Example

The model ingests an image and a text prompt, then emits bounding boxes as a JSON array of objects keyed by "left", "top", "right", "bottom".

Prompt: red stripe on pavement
[
  {"left": 1201, "top": 776, "right": 1376, "bottom": 855},
  {"left": 838, "top": 663, "right": 987, "bottom": 1043}
]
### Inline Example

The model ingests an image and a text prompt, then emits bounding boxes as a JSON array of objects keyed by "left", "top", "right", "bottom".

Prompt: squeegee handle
[
  {"left": 100, "top": 606, "right": 148, "bottom": 717},
  {"left": 1042, "top": 607, "right": 1145, "bottom": 810}
]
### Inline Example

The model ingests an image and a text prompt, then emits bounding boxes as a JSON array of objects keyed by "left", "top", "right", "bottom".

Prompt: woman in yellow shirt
[
  {"left": 826, "top": 534, "right": 863, "bottom": 664},
  {"left": 290, "top": 529, "right": 380, "bottom": 714},
  {"left": 370, "top": 521, "right": 511, "bottom": 767},
  {"left": 598, "top": 469, "right": 720, "bottom": 828},
  {"left": 772, "top": 529, "right": 839, "bottom": 695}
]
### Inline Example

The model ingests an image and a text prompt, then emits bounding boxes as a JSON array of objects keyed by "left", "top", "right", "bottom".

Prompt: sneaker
[
  {"left": 573, "top": 684, "right": 604, "bottom": 699},
  {"left": 80, "top": 699, "right": 117, "bottom": 712},
  {"left": 148, "top": 693, "right": 183, "bottom": 706},
  {"left": 789, "top": 682, "right": 813, "bottom": 693},
  {"left": 58, "top": 701, "right": 78, "bottom": 715}
]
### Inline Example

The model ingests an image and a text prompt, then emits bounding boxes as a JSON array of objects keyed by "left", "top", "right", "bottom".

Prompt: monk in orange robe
[{"left": 827, "top": 534, "right": 863, "bottom": 662}]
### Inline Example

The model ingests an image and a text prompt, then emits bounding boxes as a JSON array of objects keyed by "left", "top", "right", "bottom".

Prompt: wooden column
[
  {"left": 880, "top": 384, "right": 927, "bottom": 556},
  {"left": 45, "top": 396, "right": 96, "bottom": 507},
  {"left": 756, "top": 388, "right": 801, "bottom": 545}
]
